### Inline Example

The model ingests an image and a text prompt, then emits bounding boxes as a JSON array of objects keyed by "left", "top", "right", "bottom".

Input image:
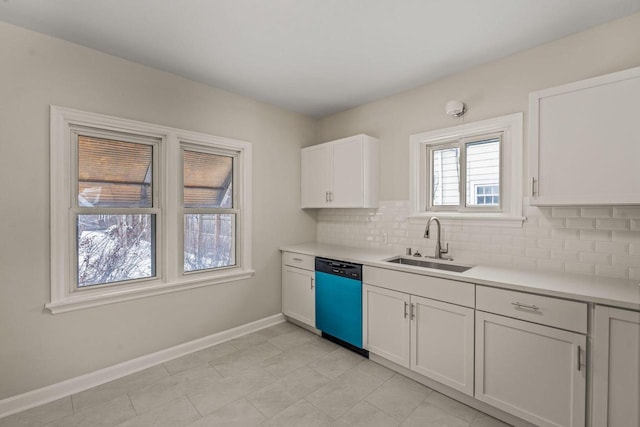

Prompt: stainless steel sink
[{"left": 386, "top": 256, "right": 472, "bottom": 273}]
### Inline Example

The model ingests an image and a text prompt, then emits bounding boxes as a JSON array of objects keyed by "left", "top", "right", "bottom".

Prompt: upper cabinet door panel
[
  {"left": 529, "top": 66, "right": 640, "bottom": 205},
  {"left": 301, "top": 144, "right": 333, "bottom": 208},
  {"left": 332, "top": 136, "right": 364, "bottom": 207}
]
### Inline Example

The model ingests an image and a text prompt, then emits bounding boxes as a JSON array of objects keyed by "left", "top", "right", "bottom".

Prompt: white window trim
[
  {"left": 48, "top": 106, "right": 253, "bottom": 314},
  {"left": 409, "top": 112, "right": 524, "bottom": 227}
]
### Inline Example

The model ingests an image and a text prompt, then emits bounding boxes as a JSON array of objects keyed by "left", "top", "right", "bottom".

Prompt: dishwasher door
[{"left": 315, "top": 271, "right": 363, "bottom": 348}]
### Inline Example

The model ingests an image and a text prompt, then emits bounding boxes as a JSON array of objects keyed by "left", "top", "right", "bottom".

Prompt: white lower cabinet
[
  {"left": 282, "top": 252, "right": 315, "bottom": 328},
  {"left": 411, "top": 296, "right": 475, "bottom": 396},
  {"left": 592, "top": 306, "right": 640, "bottom": 427},
  {"left": 362, "top": 285, "right": 411, "bottom": 367},
  {"left": 362, "top": 283, "right": 474, "bottom": 396},
  {"left": 475, "top": 311, "right": 586, "bottom": 427}
]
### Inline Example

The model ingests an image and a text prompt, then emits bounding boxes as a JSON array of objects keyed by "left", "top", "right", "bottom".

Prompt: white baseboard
[{"left": 0, "top": 313, "right": 285, "bottom": 419}]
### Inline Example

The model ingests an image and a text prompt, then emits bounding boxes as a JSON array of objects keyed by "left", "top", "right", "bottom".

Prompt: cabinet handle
[
  {"left": 325, "top": 191, "right": 329, "bottom": 202},
  {"left": 292, "top": 257, "right": 303, "bottom": 262},
  {"left": 329, "top": 191, "right": 333, "bottom": 202},
  {"left": 577, "top": 345, "right": 582, "bottom": 371},
  {"left": 410, "top": 303, "right": 415, "bottom": 320},
  {"left": 404, "top": 301, "right": 408, "bottom": 318},
  {"left": 531, "top": 177, "right": 537, "bottom": 197},
  {"left": 511, "top": 301, "right": 540, "bottom": 311},
  {"left": 311, "top": 278, "right": 314, "bottom": 290}
]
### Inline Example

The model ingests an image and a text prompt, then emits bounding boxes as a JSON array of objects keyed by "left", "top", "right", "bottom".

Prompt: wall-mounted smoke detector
[{"left": 445, "top": 100, "right": 466, "bottom": 117}]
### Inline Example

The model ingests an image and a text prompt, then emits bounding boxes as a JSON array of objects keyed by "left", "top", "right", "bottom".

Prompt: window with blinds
[
  {"left": 75, "top": 132, "right": 158, "bottom": 288},
  {"left": 182, "top": 149, "right": 236, "bottom": 273}
]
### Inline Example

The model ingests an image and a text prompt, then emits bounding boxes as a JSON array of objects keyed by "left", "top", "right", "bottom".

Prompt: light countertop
[{"left": 280, "top": 242, "right": 640, "bottom": 311}]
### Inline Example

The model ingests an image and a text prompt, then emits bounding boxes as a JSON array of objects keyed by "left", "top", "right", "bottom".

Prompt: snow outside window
[{"left": 48, "top": 106, "right": 253, "bottom": 313}]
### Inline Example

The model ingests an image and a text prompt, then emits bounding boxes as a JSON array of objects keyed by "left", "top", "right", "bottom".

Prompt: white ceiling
[{"left": 1, "top": 0, "right": 639, "bottom": 117}]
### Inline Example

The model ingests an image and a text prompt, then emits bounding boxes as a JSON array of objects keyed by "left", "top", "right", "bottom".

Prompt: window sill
[
  {"left": 408, "top": 212, "right": 526, "bottom": 228},
  {"left": 45, "top": 269, "right": 255, "bottom": 314}
]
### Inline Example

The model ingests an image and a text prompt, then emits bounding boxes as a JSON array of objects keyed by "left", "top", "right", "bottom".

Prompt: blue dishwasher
[{"left": 315, "top": 257, "right": 364, "bottom": 350}]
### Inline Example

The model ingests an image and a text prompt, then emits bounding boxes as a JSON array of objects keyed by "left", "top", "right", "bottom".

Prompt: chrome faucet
[{"left": 424, "top": 217, "right": 449, "bottom": 259}]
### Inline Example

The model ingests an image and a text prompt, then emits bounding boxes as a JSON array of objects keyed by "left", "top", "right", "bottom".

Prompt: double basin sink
[{"left": 385, "top": 256, "right": 472, "bottom": 273}]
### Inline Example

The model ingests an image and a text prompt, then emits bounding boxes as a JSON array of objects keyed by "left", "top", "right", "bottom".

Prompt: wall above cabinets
[
  {"left": 529, "top": 66, "right": 640, "bottom": 206},
  {"left": 301, "top": 134, "right": 379, "bottom": 209}
]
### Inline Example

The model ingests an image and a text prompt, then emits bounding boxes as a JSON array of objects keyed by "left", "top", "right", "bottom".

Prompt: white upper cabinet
[
  {"left": 529, "top": 66, "right": 640, "bottom": 206},
  {"left": 301, "top": 134, "right": 379, "bottom": 208}
]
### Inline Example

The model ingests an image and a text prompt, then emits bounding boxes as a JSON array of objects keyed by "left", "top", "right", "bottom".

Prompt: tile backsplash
[{"left": 317, "top": 201, "right": 640, "bottom": 281}]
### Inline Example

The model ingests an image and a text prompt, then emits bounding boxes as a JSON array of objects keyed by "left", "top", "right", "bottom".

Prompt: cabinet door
[
  {"left": 362, "top": 284, "right": 410, "bottom": 368},
  {"left": 529, "top": 67, "right": 640, "bottom": 205},
  {"left": 332, "top": 136, "right": 364, "bottom": 207},
  {"left": 282, "top": 265, "right": 315, "bottom": 327},
  {"left": 301, "top": 144, "right": 332, "bottom": 208},
  {"left": 475, "top": 312, "right": 586, "bottom": 427},
  {"left": 592, "top": 306, "right": 640, "bottom": 427},
  {"left": 411, "top": 296, "right": 474, "bottom": 396}
]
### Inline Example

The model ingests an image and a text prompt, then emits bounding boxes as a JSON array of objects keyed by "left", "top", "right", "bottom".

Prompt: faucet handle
[{"left": 440, "top": 243, "right": 449, "bottom": 255}]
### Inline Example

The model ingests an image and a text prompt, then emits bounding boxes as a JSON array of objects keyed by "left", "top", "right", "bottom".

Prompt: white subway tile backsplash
[
  {"left": 596, "top": 264, "right": 629, "bottom": 279},
  {"left": 595, "top": 241, "right": 629, "bottom": 255},
  {"left": 565, "top": 262, "right": 595, "bottom": 276},
  {"left": 613, "top": 207, "right": 640, "bottom": 218},
  {"left": 596, "top": 218, "right": 630, "bottom": 230},
  {"left": 525, "top": 247, "right": 551, "bottom": 259},
  {"left": 316, "top": 200, "right": 640, "bottom": 281},
  {"left": 579, "top": 252, "right": 611, "bottom": 265},
  {"left": 581, "top": 207, "right": 613, "bottom": 218},
  {"left": 580, "top": 230, "right": 611, "bottom": 241},
  {"left": 566, "top": 218, "right": 595, "bottom": 229},
  {"left": 565, "top": 240, "right": 595, "bottom": 252},
  {"left": 550, "top": 250, "right": 579, "bottom": 262},
  {"left": 552, "top": 207, "right": 580, "bottom": 218}
]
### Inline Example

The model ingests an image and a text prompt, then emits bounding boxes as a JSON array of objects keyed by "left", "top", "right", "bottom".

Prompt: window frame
[
  {"left": 71, "top": 126, "right": 161, "bottom": 291},
  {"left": 410, "top": 113, "right": 524, "bottom": 227},
  {"left": 180, "top": 142, "right": 240, "bottom": 275},
  {"left": 427, "top": 132, "right": 503, "bottom": 213},
  {"left": 49, "top": 106, "right": 253, "bottom": 314}
]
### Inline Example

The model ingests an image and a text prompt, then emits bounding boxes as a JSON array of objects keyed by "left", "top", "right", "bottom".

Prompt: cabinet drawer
[
  {"left": 282, "top": 252, "right": 315, "bottom": 271},
  {"left": 364, "top": 266, "right": 474, "bottom": 308},
  {"left": 476, "top": 286, "right": 587, "bottom": 334}
]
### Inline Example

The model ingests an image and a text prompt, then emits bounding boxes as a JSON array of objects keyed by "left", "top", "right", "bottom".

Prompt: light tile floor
[{"left": 0, "top": 322, "right": 512, "bottom": 426}]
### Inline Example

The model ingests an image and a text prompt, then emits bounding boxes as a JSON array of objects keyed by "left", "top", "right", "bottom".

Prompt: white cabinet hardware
[{"left": 510, "top": 301, "right": 539, "bottom": 311}]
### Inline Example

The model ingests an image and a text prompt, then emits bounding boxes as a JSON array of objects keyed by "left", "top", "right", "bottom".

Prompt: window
[
  {"left": 410, "top": 113, "right": 523, "bottom": 225},
  {"left": 475, "top": 184, "right": 499, "bottom": 206},
  {"left": 429, "top": 134, "right": 501, "bottom": 211},
  {"left": 49, "top": 106, "right": 253, "bottom": 313}
]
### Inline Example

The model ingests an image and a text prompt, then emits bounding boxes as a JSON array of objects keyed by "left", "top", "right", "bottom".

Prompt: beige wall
[
  {"left": 317, "top": 12, "right": 640, "bottom": 201},
  {"left": 0, "top": 22, "right": 317, "bottom": 399}
]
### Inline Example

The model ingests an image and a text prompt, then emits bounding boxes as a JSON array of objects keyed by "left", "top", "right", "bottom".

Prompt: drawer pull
[
  {"left": 404, "top": 301, "right": 408, "bottom": 318},
  {"left": 511, "top": 301, "right": 540, "bottom": 311},
  {"left": 311, "top": 278, "right": 314, "bottom": 290},
  {"left": 292, "top": 257, "right": 303, "bottom": 262}
]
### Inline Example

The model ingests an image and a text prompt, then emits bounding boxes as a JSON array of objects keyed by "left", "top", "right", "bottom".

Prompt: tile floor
[{"left": 0, "top": 322, "right": 511, "bottom": 426}]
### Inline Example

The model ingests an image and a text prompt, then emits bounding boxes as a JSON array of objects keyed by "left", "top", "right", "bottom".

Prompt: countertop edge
[{"left": 280, "top": 243, "right": 640, "bottom": 312}]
